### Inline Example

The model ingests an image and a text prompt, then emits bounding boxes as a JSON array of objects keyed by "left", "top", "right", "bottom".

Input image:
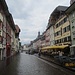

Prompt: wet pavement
[{"left": 0, "top": 53, "right": 75, "bottom": 75}]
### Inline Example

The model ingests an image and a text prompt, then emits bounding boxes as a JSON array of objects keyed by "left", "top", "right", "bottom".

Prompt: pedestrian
[
  {"left": 59, "top": 51, "right": 63, "bottom": 56},
  {"left": 38, "top": 49, "right": 41, "bottom": 57},
  {"left": 58, "top": 51, "right": 63, "bottom": 63}
]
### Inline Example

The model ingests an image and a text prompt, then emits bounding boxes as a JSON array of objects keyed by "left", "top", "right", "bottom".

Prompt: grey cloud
[{"left": 6, "top": 0, "right": 69, "bottom": 44}]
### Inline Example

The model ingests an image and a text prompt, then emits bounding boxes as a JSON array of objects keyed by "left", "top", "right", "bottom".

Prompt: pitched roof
[
  {"left": 51, "top": 6, "right": 68, "bottom": 16},
  {"left": 15, "top": 25, "right": 20, "bottom": 33},
  {"left": 65, "top": 2, "right": 75, "bottom": 14}
]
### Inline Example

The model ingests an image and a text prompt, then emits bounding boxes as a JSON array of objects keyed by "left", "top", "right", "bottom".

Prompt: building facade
[
  {"left": 66, "top": 1, "right": 75, "bottom": 56},
  {"left": 15, "top": 25, "right": 20, "bottom": 53},
  {"left": 11, "top": 27, "right": 16, "bottom": 56},
  {"left": 41, "top": 31, "right": 46, "bottom": 47},
  {"left": 66, "top": 2, "right": 75, "bottom": 45},
  {"left": 47, "top": 16, "right": 55, "bottom": 46},
  {"left": 49, "top": 6, "right": 69, "bottom": 46},
  {"left": 0, "top": 0, "right": 9, "bottom": 60},
  {"left": 49, "top": 26, "right": 55, "bottom": 46},
  {"left": 0, "top": 0, "right": 20, "bottom": 60},
  {"left": 54, "top": 15, "right": 71, "bottom": 46},
  {"left": 45, "top": 28, "right": 50, "bottom": 46}
]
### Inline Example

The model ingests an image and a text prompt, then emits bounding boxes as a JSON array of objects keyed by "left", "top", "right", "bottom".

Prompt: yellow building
[{"left": 54, "top": 15, "right": 71, "bottom": 46}]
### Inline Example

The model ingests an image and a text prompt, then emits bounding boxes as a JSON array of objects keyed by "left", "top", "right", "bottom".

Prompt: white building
[{"left": 50, "top": 26, "right": 55, "bottom": 46}]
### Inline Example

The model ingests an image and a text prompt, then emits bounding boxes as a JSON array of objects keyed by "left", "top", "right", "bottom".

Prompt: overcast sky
[{"left": 5, "top": 0, "right": 70, "bottom": 45}]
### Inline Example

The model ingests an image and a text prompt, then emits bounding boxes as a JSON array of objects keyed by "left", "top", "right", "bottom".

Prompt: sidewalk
[
  {"left": 39, "top": 54, "right": 60, "bottom": 65},
  {"left": 0, "top": 60, "right": 6, "bottom": 74},
  {"left": 34, "top": 53, "right": 60, "bottom": 65},
  {"left": 0, "top": 56, "right": 14, "bottom": 73},
  {"left": 34, "top": 53, "right": 75, "bottom": 71}
]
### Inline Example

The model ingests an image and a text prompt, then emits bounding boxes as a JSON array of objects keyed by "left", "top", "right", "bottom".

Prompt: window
[
  {"left": 55, "top": 31, "right": 61, "bottom": 37},
  {"left": 58, "top": 39, "right": 61, "bottom": 43},
  {"left": 55, "top": 40, "right": 56, "bottom": 44},
  {"left": 64, "top": 17, "right": 67, "bottom": 23},
  {"left": 68, "top": 36, "right": 71, "bottom": 41},
  {"left": 56, "top": 24, "right": 59, "bottom": 28},
  {"left": 55, "top": 40, "right": 59, "bottom": 44},
  {"left": 63, "top": 27, "right": 66, "bottom": 33},
  {"left": 62, "top": 38, "right": 64, "bottom": 43},
  {"left": 67, "top": 25, "right": 70, "bottom": 31},
  {"left": 60, "top": 39, "right": 62, "bottom": 43},
  {"left": 57, "top": 40, "right": 59, "bottom": 43},
  {"left": 60, "top": 28, "right": 62, "bottom": 35},
  {"left": 72, "top": 32, "right": 75, "bottom": 38},
  {"left": 64, "top": 37, "right": 67, "bottom": 42},
  {"left": 59, "top": 31, "right": 61, "bottom": 35},
  {"left": 59, "top": 20, "right": 64, "bottom": 26}
]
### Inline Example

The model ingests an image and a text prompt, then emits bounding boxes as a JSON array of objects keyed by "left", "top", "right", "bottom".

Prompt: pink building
[
  {"left": 0, "top": 0, "right": 17, "bottom": 60},
  {"left": 45, "top": 28, "right": 50, "bottom": 46},
  {"left": 41, "top": 31, "right": 46, "bottom": 47}
]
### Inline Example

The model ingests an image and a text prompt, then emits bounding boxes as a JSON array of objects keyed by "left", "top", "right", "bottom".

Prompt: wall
[
  {"left": 50, "top": 26, "right": 55, "bottom": 46},
  {"left": 54, "top": 15, "right": 71, "bottom": 45},
  {"left": 69, "top": 10, "right": 75, "bottom": 45}
]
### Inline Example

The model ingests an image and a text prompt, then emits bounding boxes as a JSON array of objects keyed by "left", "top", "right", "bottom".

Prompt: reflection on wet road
[{"left": 0, "top": 53, "right": 75, "bottom": 75}]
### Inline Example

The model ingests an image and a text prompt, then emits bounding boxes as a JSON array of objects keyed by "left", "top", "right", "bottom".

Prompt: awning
[
  {"left": 41, "top": 50, "right": 47, "bottom": 52},
  {"left": 41, "top": 45, "right": 68, "bottom": 50}
]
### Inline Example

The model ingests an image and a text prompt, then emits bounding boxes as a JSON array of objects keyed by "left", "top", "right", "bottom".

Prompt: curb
[{"left": 36, "top": 54, "right": 75, "bottom": 72}]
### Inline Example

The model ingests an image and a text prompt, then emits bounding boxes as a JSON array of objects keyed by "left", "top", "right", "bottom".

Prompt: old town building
[
  {"left": 66, "top": 1, "right": 75, "bottom": 56},
  {"left": 49, "top": 6, "right": 71, "bottom": 46},
  {"left": 41, "top": 31, "right": 46, "bottom": 47},
  {"left": 0, "top": 0, "right": 11, "bottom": 60},
  {"left": 15, "top": 25, "right": 21, "bottom": 53},
  {"left": 45, "top": 28, "right": 50, "bottom": 46},
  {"left": 47, "top": 16, "right": 55, "bottom": 46},
  {"left": 54, "top": 15, "right": 71, "bottom": 46},
  {"left": 0, "top": 0, "right": 20, "bottom": 60}
]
